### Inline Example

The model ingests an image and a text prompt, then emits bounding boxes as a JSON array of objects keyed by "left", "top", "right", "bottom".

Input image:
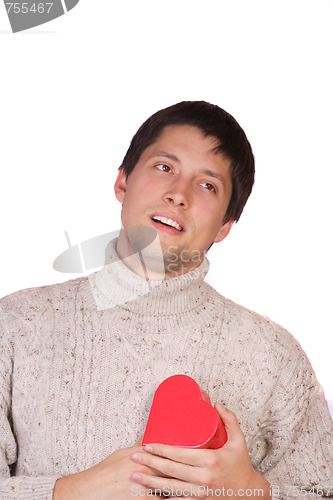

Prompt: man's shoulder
[
  {"left": 205, "top": 283, "right": 306, "bottom": 361},
  {"left": 0, "top": 276, "right": 88, "bottom": 317},
  {"left": 223, "top": 294, "right": 288, "bottom": 336}
]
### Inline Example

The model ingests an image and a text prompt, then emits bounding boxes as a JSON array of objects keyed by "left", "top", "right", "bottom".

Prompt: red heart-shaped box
[{"left": 142, "top": 375, "right": 227, "bottom": 449}]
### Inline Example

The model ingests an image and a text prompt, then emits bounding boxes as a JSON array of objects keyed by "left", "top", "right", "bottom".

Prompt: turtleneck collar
[{"left": 87, "top": 238, "right": 210, "bottom": 315}]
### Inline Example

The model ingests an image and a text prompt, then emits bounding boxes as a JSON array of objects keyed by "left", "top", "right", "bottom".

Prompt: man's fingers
[
  {"left": 131, "top": 470, "right": 202, "bottom": 498},
  {"left": 132, "top": 450, "right": 197, "bottom": 483},
  {"left": 214, "top": 403, "right": 245, "bottom": 447},
  {"left": 139, "top": 443, "right": 213, "bottom": 467}
]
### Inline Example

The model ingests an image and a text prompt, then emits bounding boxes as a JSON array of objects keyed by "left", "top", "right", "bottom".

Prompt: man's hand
[
  {"left": 52, "top": 438, "right": 159, "bottom": 500},
  {"left": 130, "top": 403, "right": 271, "bottom": 499}
]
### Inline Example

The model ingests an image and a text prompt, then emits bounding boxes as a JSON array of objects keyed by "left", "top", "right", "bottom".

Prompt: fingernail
[
  {"left": 216, "top": 402, "right": 226, "bottom": 412},
  {"left": 132, "top": 472, "right": 142, "bottom": 482},
  {"left": 132, "top": 453, "right": 142, "bottom": 462},
  {"left": 144, "top": 445, "right": 154, "bottom": 453}
]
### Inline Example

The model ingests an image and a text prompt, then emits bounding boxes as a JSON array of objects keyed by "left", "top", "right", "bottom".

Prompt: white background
[{"left": 0, "top": 0, "right": 332, "bottom": 415}]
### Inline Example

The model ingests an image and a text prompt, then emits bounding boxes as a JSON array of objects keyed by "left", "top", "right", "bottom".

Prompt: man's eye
[
  {"left": 200, "top": 182, "right": 216, "bottom": 192},
  {"left": 156, "top": 164, "right": 171, "bottom": 172}
]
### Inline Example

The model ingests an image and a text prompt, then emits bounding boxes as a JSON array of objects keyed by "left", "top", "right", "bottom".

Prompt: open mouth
[{"left": 151, "top": 216, "right": 183, "bottom": 232}]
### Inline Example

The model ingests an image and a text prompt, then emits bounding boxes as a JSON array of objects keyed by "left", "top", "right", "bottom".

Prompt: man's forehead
[{"left": 143, "top": 124, "right": 224, "bottom": 157}]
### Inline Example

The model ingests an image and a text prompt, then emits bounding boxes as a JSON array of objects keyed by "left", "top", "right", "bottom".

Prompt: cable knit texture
[{"left": 0, "top": 239, "right": 332, "bottom": 499}]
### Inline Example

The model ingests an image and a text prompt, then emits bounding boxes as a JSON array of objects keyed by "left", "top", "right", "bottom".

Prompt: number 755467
[{"left": 6, "top": 3, "right": 53, "bottom": 14}]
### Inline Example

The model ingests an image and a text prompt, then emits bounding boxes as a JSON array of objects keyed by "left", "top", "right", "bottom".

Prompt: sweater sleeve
[
  {"left": 257, "top": 333, "right": 333, "bottom": 499},
  {"left": 0, "top": 302, "right": 59, "bottom": 500}
]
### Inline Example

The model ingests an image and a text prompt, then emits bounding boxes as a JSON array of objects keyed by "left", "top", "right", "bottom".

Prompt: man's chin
[
  {"left": 118, "top": 226, "right": 204, "bottom": 279},
  {"left": 132, "top": 243, "right": 204, "bottom": 279}
]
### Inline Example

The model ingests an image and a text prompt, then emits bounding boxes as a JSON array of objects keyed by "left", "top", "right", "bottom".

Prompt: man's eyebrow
[
  {"left": 200, "top": 169, "right": 226, "bottom": 186},
  {"left": 148, "top": 151, "right": 180, "bottom": 163}
]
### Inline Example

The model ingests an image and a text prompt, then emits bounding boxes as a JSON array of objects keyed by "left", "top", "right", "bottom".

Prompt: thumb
[{"left": 215, "top": 402, "right": 244, "bottom": 444}]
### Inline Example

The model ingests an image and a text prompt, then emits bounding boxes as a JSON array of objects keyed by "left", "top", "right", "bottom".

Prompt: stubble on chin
[
  {"left": 126, "top": 239, "right": 204, "bottom": 279},
  {"left": 117, "top": 223, "right": 206, "bottom": 279}
]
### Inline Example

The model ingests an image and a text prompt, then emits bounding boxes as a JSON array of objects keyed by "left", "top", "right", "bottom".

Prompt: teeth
[{"left": 152, "top": 216, "right": 183, "bottom": 231}]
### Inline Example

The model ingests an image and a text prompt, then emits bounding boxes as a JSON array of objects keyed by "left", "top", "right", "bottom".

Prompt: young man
[{"left": 0, "top": 101, "right": 332, "bottom": 499}]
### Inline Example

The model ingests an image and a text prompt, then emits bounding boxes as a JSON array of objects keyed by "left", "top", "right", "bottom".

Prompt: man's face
[{"left": 114, "top": 125, "right": 233, "bottom": 278}]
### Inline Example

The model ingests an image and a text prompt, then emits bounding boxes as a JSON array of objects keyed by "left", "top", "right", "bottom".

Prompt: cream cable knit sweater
[{"left": 0, "top": 240, "right": 332, "bottom": 500}]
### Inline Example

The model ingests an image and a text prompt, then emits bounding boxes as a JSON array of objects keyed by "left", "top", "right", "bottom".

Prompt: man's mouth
[{"left": 151, "top": 216, "right": 183, "bottom": 232}]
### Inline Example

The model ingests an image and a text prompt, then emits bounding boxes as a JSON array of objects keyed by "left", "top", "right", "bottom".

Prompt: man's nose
[{"left": 162, "top": 179, "right": 191, "bottom": 208}]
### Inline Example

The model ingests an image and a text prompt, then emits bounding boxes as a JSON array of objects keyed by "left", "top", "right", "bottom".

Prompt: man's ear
[
  {"left": 213, "top": 219, "right": 234, "bottom": 244},
  {"left": 114, "top": 168, "right": 127, "bottom": 203}
]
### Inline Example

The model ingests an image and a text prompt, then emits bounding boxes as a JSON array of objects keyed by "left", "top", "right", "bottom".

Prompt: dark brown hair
[{"left": 120, "top": 101, "right": 255, "bottom": 223}]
